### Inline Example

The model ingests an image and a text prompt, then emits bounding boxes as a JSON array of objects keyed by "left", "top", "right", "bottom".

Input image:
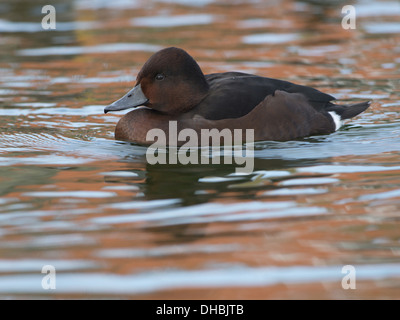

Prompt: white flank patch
[{"left": 328, "top": 111, "right": 343, "bottom": 131}]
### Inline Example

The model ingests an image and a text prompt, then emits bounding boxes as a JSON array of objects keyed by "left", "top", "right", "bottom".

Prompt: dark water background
[{"left": 0, "top": 0, "right": 399, "bottom": 299}]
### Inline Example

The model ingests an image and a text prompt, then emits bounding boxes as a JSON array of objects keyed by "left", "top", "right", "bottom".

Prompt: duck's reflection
[
  {"left": 120, "top": 155, "right": 321, "bottom": 205},
  {"left": 109, "top": 154, "right": 322, "bottom": 244}
]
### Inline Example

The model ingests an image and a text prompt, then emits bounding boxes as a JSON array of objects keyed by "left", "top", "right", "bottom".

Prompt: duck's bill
[{"left": 104, "top": 84, "right": 148, "bottom": 113}]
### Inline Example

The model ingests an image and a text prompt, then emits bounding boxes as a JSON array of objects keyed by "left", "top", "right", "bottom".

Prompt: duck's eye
[{"left": 155, "top": 74, "right": 165, "bottom": 81}]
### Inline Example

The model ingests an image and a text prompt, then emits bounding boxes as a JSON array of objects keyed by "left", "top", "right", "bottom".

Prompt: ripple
[
  {"left": 105, "top": 199, "right": 181, "bottom": 210},
  {"left": 243, "top": 33, "right": 298, "bottom": 44},
  {"left": 92, "top": 201, "right": 326, "bottom": 227},
  {"left": 297, "top": 165, "right": 400, "bottom": 174},
  {"left": 0, "top": 105, "right": 103, "bottom": 116},
  {"left": 0, "top": 89, "right": 17, "bottom": 95},
  {"left": 99, "top": 171, "right": 139, "bottom": 177},
  {"left": 17, "top": 43, "right": 162, "bottom": 56},
  {"left": 382, "top": 102, "right": 400, "bottom": 108},
  {"left": 0, "top": 155, "right": 96, "bottom": 166},
  {"left": 347, "top": 93, "right": 390, "bottom": 99},
  {"left": 290, "top": 45, "right": 341, "bottom": 57},
  {"left": 253, "top": 170, "right": 291, "bottom": 179},
  {"left": 253, "top": 127, "right": 400, "bottom": 159},
  {"left": 102, "top": 185, "right": 140, "bottom": 191},
  {"left": 263, "top": 188, "right": 328, "bottom": 196},
  {"left": 5, "top": 82, "right": 32, "bottom": 88},
  {"left": 50, "top": 75, "right": 135, "bottom": 84},
  {"left": 279, "top": 177, "right": 338, "bottom": 186},
  {"left": 14, "top": 103, "right": 57, "bottom": 108},
  {"left": 356, "top": 2, "right": 400, "bottom": 17},
  {"left": 23, "top": 191, "right": 116, "bottom": 198},
  {"left": 238, "top": 18, "right": 292, "bottom": 29},
  {"left": 131, "top": 14, "right": 214, "bottom": 28},
  {"left": 359, "top": 189, "right": 400, "bottom": 201},
  {"left": 0, "top": 19, "right": 99, "bottom": 33},
  {"left": 0, "top": 235, "right": 96, "bottom": 249},
  {"left": 0, "top": 259, "right": 98, "bottom": 273},
  {"left": 198, "top": 176, "right": 244, "bottom": 183},
  {"left": 363, "top": 22, "right": 400, "bottom": 34},
  {"left": 1, "top": 263, "right": 400, "bottom": 294},
  {"left": 76, "top": 0, "right": 140, "bottom": 10},
  {"left": 156, "top": 0, "right": 215, "bottom": 6},
  {"left": 96, "top": 243, "right": 241, "bottom": 258},
  {"left": 0, "top": 198, "right": 18, "bottom": 205},
  {"left": 0, "top": 134, "right": 147, "bottom": 164}
]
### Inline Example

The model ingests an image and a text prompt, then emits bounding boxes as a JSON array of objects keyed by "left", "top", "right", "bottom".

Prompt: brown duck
[{"left": 105, "top": 47, "right": 370, "bottom": 146}]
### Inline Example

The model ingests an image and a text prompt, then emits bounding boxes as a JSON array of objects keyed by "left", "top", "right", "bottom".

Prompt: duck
[{"left": 104, "top": 47, "right": 370, "bottom": 146}]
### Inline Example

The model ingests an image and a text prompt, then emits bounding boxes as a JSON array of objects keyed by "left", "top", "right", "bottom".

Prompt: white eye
[{"left": 155, "top": 74, "right": 165, "bottom": 81}]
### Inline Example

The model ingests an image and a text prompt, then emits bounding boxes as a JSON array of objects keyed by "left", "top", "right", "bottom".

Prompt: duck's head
[{"left": 104, "top": 47, "right": 209, "bottom": 115}]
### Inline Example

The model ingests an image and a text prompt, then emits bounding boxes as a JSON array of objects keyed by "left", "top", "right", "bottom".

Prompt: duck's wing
[{"left": 196, "top": 72, "right": 336, "bottom": 120}]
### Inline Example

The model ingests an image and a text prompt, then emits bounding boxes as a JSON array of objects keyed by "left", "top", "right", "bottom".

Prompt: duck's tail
[
  {"left": 325, "top": 101, "right": 371, "bottom": 131},
  {"left": 327, "top": 101, "right": 371, "bottom": 120}
]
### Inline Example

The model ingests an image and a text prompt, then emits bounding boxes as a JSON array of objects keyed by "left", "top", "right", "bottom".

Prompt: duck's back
[{"left": 192, "top": 72, "right": 336, "bottom": 120}]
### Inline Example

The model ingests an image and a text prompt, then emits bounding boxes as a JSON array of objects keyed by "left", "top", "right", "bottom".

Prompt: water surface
[{"left": 0, "top": 0, "right": 400, "bottom": 299}]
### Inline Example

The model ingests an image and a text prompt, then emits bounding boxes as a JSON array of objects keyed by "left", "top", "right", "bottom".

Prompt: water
[{"left": 0, "top": 0, "right": 399, "bottom": 299}]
